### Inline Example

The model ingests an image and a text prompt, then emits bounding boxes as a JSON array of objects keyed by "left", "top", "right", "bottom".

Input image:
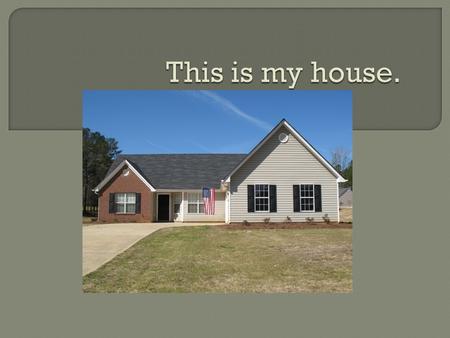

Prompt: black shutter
[
  {"left": 135, "top": 193, "right": 141, "bottom": 214},
  {"left": 269, "top": 185, "right": 277, "bottom": 212},
  {"left": 109, "top": 193, "right": 115, "bottom": 213},
  {"left": 314, "top": 185, "right": 322, "bottom": 212},
  {"left": 293, "top": 185, "right": 300, "bottom": 212},
  {"left": 247, "top": 185, "right": 255, "bottom": 212}
]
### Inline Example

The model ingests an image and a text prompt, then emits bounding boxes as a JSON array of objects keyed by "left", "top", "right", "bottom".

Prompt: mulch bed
[{"left": 219, "top": 222, "right": 352, "bottom": 230}]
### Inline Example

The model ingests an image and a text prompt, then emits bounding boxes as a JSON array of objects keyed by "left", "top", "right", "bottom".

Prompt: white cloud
[
  {"left": 144, "top": 139, "right": 172, "bottom": 153},
  {"left": 191, "top": 91, "right": 271, "bottom": 131},
  {"left": 186, "top": 139, "right": 213, "bottom": 153}
]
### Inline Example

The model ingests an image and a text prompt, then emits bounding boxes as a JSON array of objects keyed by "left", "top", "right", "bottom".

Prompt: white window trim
[
  {"left": 187, "top": 192, "right": 205, "bottom": 214},
  {"left": 115, "top": 192, "right": 137, "bottom": 214},
  {"left": 254, "top": 184, "right": 270, "bottom": 213},
  {"left": 299, "top": 184, "right": 315, "bottom": 213}
]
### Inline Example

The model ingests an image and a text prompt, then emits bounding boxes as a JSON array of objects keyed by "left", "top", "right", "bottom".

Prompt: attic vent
[
  {"left": 123, "top": 169, "right": 130, "bottom": 176},
  {"left": 279, "top": 132, "right": 289, "bottom": 143}
]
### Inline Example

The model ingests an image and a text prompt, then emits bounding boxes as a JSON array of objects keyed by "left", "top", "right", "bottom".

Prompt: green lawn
[{"left": 83, "top": 226, "right": 352, "bottom": 293}]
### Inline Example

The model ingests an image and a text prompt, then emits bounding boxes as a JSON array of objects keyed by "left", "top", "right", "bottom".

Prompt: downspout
[{"left": 336, "top": 180, "right": 340, "bottom": 223}]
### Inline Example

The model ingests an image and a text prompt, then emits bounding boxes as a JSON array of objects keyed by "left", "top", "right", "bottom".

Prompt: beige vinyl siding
[
  {"left": 229, "top": 126, "right": 339, "bottom": 222},
  {"left": 181, "top": 191, "right": 226, "bottom": 222}
]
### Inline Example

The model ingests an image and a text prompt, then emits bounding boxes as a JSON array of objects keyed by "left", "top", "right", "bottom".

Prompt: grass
[{"left": 83, "top": 226, "right": 352, "bottom": 293}]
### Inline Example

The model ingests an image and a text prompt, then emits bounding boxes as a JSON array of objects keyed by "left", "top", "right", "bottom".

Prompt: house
[
  {"left": 93, "top": 119, "right": 346, "bottom": 223},
  {"left": 339, "top": 187, "right": 353, "bottom": 208}
]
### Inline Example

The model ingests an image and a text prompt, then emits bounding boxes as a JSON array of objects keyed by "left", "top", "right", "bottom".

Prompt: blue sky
[{"left": 83, "top": 90, "right": 352, "bottom": 161}]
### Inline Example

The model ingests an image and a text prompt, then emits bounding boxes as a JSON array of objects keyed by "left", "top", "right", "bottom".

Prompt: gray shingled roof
[{"left": 107, "top": 154, "right": 247, "bottom": 190}]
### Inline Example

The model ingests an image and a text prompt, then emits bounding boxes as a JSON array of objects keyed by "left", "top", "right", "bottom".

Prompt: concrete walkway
[{"left": 82, "top": 222, "right": 221, "bottom": 276}]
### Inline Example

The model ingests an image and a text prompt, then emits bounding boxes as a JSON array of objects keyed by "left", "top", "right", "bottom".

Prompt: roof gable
[
  {"left": 93, "top": 160, "right": 156, "bottom": 193},
  {"left": 224, "top": 119, "right": 347, "bottom": 182}
]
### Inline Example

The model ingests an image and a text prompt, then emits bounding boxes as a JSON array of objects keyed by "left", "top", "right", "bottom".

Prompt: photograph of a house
[{"left": 93, "top": 119, "right": 346, "bottom": 224}]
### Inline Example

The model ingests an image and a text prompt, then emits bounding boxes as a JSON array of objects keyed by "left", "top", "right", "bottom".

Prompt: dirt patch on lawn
[{"left": 220, "top": 222, "right": 352, "bottom": 230}]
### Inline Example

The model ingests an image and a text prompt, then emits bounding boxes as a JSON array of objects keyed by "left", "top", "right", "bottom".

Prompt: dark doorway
[{"left": 157, "top": 194, "right": 170, "bottom": 222}]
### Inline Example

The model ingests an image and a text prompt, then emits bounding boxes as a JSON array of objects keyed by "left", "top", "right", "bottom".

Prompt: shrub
[
  {"left": 322, "top": 213, "right": 331, "bottom": 224},
  {"left": 242, "top": 220, "right": 250, "bottom": 226},
  {"left": 306, "top": 217, "right": 314, "bottom": 224},
  {"left": 263, "top": 217, "right": 271, "bottom": 224},
  {"left": 285, "top": 216, "right": 292, "bottom": 223}
]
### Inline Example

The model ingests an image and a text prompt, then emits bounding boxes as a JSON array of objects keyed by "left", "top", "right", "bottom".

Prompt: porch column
[{"left": 181, "top": 191, "right": 185, "bottom": 222}]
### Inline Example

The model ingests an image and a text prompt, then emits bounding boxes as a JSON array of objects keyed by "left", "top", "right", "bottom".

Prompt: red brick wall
[{"left": 98, "top": 166, "right": 154, "bottom": 223}]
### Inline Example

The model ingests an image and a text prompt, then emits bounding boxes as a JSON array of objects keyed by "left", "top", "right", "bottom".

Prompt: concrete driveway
[{"left": 82, "top": 222, "right": 222, "bottom": 276}]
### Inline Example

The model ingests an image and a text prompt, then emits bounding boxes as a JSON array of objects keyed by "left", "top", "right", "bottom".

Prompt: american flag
[{"left": 202, "top": 187, "right": 216, "bottom": 215}]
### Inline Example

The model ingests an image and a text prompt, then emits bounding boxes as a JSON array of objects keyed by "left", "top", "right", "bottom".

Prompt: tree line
[
  {"left": 83, "top": 128, "right": 121, "bottom": 215},
  {"left": 330, "top": 147, "right": 352, "bottom": 188}
]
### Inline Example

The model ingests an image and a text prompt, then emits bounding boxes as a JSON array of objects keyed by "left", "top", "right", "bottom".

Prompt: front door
[{"left": 157, "top": 195, "right": 170, "bottom": 222}]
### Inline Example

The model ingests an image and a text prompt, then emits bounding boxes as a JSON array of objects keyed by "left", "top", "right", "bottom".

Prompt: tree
[
  {"left": 83, "top": 128, "right": 121, "bottom": 214},
  {"left": 330, "top": 147, "right": 352, "bottom": 188},
  {"left": 341, "top": 160, "right": 353, "bottom": 188},
  {"left": 330, "top": 147, "right": 350, "bottom": 173}
]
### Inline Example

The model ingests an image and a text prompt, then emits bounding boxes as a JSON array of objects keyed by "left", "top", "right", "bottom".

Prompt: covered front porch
[{"left": 154, "top": 190, "right": 227, "bottom": 223}]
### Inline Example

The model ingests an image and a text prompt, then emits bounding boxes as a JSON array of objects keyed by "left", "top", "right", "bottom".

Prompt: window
[
  {"left": 255, "top": 184, "right": 269, "bottom": 212},
  {"left": 187, "top": 192, "right": 204, "bottom": 214},
  {"left": 300, "top": 184, "right": 314, "bottom": 211},
  {"left": 115, "top": 193, "right": 136, "bottom": 214},
  {"left": 279, "top": 132, "right": 289, "bottom": 143},
  {"left": 174, "top": 203, "right": 180, "bottom": 214},
  {"left": 173, "top": 194, "right": 181, "bottom": 215}
]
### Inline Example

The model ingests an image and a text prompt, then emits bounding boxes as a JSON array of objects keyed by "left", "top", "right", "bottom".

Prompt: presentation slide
[{"left": 0, "top": 3, "right": 447, "bottom": 338}]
